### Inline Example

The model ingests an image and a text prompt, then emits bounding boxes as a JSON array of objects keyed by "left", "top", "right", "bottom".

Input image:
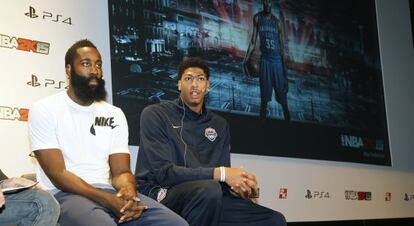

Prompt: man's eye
[
  {"left": 82, "top": 62, "right": 91, "bottom": 67},
  {"left": 184, "top": 77, "right": 192, "bottom": 81},
  {"left": 96, "top": 63, "right": 102, "bottom": 69},
  {"left": 197, "top": 77, "right": 205, "bottom": 81}
]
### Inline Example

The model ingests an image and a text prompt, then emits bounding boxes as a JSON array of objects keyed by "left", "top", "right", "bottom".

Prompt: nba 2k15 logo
[
  {"left": 0, "top": 106, "right": 29, "bottom": 121},
  {"left": 279, "top": 188, "right": 288, "bottom": 199},
  {"left": 0, "top": 34, "right": 50, "bottom": 55},
  {"left": 340, "top": 134, "right": 384, "bottom": 151}
]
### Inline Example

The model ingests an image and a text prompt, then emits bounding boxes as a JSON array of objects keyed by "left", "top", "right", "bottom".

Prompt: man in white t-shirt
[{"left": 28, "top": 39, "right": 187, "bottom": 226}]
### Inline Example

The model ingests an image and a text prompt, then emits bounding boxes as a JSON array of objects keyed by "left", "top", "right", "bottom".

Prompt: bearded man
[{"left": 28, "top": 39, "right": 187, "bottom": 226}]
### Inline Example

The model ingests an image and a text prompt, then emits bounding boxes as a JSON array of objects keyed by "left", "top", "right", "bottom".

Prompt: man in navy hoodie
[{"left": 135, "top": 57, "right": 286, "bottom": 226}]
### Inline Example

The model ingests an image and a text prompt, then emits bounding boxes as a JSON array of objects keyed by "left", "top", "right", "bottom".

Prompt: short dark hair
[
  {"left": 177, "top": 57, "right": 210, "bottom": 81},
  {"left": 65, "top": 39, "right": 97, "bottom": 66}
]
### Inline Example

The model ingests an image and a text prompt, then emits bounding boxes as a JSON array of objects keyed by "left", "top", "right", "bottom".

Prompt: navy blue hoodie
[{"left": 135, "top": 98, "right": 230, "bottom": 198}]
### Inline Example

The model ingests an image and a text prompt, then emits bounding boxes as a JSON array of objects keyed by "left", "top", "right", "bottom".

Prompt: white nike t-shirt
[{"left": 28, "top": 91, "right": 129, "bottom": 191}]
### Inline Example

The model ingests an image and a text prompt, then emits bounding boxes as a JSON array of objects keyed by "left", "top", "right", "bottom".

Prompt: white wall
[
  {"left": 0, "top": 0, "right": 111, "bottom": 176},
  {"left": 376, "top": 0, "right": 414, "bottom": 172}
]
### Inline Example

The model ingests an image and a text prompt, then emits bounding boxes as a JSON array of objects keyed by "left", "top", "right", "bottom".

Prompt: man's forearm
[
  {"left": 49, "top": 170, "right": 112, "bottom": 207},
  {"left": 112, "top": 172, "right": 136, "bottom": 192},
  {"left": 155, "top": 165, "right": 214, "bottom": 187},
  {"left": 34, "top": 149, "right": 114, "bottom": 208}
]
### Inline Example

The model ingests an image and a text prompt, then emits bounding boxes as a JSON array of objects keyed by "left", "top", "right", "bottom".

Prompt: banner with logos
[
  {"left": 230, "top": 155, "right": 414, "bottom": 221},
  {"left": 0, "top": 1, "right": 111, "bottom": 177}
]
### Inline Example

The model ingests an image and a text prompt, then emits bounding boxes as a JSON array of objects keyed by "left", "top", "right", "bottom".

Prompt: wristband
[{"left": 220, "top": 166, "right": 225, "bottom": 182}]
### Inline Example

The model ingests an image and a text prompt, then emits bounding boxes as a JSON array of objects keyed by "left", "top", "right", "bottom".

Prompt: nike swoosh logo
[
  {"left": 172, "top": 125, "right": 181, "bottom": 129},
  {"left": 90, "top": 124, "right": 96, "bottom": 136}
]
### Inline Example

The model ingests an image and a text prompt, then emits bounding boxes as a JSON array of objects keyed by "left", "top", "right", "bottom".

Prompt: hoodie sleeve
[{"left": 138, "top": 106, "right": 217, "bottom": 187}]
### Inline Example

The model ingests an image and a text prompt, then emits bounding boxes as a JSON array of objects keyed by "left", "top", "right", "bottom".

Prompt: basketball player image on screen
[{"left": 244, "top": 0, "right": 290, "bottom": 121}]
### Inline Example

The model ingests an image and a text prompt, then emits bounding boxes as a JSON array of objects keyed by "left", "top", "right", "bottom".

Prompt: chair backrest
[
  {"left": 20, "top": 173, "right": 36, "bottom": 182},
  {"left": 0, "top": 169, "right": 7, "bottom": 180}
]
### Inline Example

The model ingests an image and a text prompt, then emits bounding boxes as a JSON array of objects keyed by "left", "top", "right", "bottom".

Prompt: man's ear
[
  {"left": 65, "top": 64, "right": 71, "bottom": 77},
  {"left": 178, "top": 81, "right": 181, "bottom": 91}
]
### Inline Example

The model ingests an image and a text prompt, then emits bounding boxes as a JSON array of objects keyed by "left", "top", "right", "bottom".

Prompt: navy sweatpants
[{"left": 160, "top": 180, "right": 286, "bottom": 226}]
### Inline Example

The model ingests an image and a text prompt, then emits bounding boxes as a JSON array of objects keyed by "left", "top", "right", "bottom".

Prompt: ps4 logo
[
  {"left": 404, "top": 193, "right": 414, "bottom": 201},
  {"left": 27, "top": 74, "right": 68, "bottom": 89},
  {"left": 305, "top": 189, "right": 330, "bottom": 199},
  {"left": 24, "top": 6, "right": 72, "bottom": 25}
]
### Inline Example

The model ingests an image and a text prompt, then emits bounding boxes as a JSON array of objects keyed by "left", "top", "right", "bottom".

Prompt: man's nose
[
  {"left": 191, "top": 80, "right": 200, "bottom": 89},
  {"left": 90, "top": 65, "right": 101, "bottom": 76}
]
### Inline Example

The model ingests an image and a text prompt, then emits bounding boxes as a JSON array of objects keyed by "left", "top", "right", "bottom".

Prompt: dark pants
[
  {"left": 161, "top": 180, "right": 286, "bottom": 226},
  {"left": 259, "top": 57, "right": 290, "bottom": 121},
  {"left": 54, "top": 188, "right": 188, "bottom": 226}
]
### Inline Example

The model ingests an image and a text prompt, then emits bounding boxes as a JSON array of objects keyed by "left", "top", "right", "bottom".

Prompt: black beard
[{"left": 70, "top": 68, "right": 107, "bottom": 103}]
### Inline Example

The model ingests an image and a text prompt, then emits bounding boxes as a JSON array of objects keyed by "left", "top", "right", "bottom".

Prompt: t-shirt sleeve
[
  {"left": 109, "top": 108, "right": 130, "bottom": 155},
  {"left": 28, "top": 102, "right": 60, "bottom": 151}
]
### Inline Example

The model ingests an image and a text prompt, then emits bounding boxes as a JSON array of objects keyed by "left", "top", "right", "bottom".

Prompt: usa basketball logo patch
[{"left": 204, "top": 127, "right": 217, "bottom": 142}]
